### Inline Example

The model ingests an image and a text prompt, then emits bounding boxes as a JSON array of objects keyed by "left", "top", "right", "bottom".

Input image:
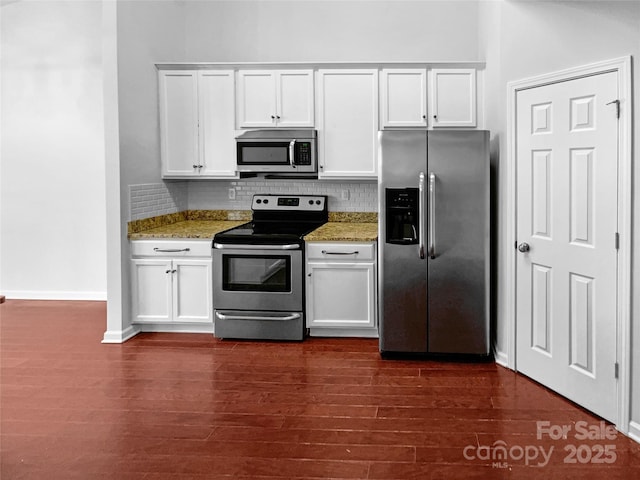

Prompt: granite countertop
[
  {"left": 128, "top": 210, "right": 378, "bottom": 241},
  {"left": 128, "top": 220, "right": 246, "bottom": 240},
  {"left": 304, "top": 222, "right": 378, "bottom": 242}
]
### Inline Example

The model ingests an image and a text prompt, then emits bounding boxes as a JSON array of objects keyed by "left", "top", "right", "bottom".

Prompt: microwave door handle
[{"left": 289, "top": 140, "right": 296, "bottom": 168}]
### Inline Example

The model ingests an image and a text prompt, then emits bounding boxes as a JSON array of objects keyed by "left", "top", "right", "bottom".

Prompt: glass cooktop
[{"left": 214, "top": 221, "right": 324, "bottom": 245}]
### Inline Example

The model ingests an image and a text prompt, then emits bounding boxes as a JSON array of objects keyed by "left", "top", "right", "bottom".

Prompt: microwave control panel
[{"left": 294, "top": 142, "right": 312, "bottom": 165}]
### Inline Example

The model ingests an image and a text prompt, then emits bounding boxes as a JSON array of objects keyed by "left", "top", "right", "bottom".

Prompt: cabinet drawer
[
  {"left": 307, "top": 242, "right": 375, "bottom": 261},
  {"left": 131, "top": 240, "right": 212, "bottom": 258}
]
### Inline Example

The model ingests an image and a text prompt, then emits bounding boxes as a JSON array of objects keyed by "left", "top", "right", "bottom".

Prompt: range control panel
[{"left": 252, "top": 195, "right": 327, "bottom": 212}]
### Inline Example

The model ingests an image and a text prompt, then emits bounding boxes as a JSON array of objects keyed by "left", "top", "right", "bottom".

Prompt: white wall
[
  {"left": 480, "top": 0, "right": 640, "bottom": 436},
  {"left": 0, "top": 0, "right": 107, "bottom": 300},
  {"left": 184, "top": 0, "right": 481, "bottom": 62}
]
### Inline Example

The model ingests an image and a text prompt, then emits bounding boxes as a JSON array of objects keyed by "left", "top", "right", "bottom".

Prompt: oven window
[
  {"left": 238, "top": 143, "right": 289, "bottom": 165},
  {"left": 222, "top": 255, "right": 291, "bottom": 292}
]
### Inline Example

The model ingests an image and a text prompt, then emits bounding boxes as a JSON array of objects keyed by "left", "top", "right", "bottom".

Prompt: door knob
[{"left": 518, "top": 242, "right": 530, "bottom": 253}]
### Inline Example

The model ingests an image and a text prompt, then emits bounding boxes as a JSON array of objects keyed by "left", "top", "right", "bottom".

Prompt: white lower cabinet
[
  {"left": 306, "top": 242, "right": 378, "bottom": 337},
  {"left": 131, "top": 240, "right": 213, "bottom": 332}
]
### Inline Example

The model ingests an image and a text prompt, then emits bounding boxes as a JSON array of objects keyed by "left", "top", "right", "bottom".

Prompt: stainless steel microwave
[{"left": 236, "top": 130, "right": 317, "bottom": 175}]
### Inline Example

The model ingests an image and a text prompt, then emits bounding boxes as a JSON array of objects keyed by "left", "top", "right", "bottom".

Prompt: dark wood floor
[{"left": 1, "top": 300, "right": 638, "bottom": 479}]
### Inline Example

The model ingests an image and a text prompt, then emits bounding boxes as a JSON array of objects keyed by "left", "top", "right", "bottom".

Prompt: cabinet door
[
  {"left": 306, "top": 262, "right": 376, "bottom": 329},
  {"left": 198, "top": 71, "right": 238, "bottom": 178},
  {"left": 131, "top": 259, "right": 173, "bottom": 323},
  {"left": 237, "top": 71, "right": 277, "bottom": 127},
  {"left": 380, "top": 69, "right": 427, "bottom": 128},
  {"left": 431, "top": 69, "right": 477, "bottom": 127},
  {"left": 173, "top": 259, "right": 213, "bottom": 323},
  {"left": 317, "top": 70, "right": 379, "bottom": 178},
  {"left": 159, "top": 71, "right": 200, "bottom": 177},
  {"left": 277, "top": 70, "right": 314, "bottom": 127}
]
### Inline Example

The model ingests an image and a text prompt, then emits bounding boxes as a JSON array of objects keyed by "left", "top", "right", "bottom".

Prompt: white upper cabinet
[
  {"left": 316, "top": 69, "right": 379, "bottom": 179},
  {"left": 159, "top": 69, "right": 237, "bottom": 179},
  {"left": 198, "top": 71, "right": 237, "bottom": 177},
  {"left": 380, "top": 68, "right": 427, "bottom": 128},
  {"left": 430, "top": 68, "right": 477, "bottom": 127},
  {"left": 159, "top": 71, "right": 199, "bottom": 176},
  {"left": 237, "top": 70, "right": 314, "bottom": 128}
]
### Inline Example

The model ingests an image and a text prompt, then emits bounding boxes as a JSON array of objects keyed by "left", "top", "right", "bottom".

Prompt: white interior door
[{"left": 516, "top": 71, "right": 619, "bottom": 422}]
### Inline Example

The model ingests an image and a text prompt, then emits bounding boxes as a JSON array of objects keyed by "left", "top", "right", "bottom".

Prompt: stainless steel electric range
[{"left": 212, "top": 194, "right": 328, "bottom": 340}]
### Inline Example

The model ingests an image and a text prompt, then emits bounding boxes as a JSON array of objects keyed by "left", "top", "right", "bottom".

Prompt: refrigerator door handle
[
  {"left": 429, "top": 172, "right": 436, "bottom": 259},
  {"left": 418, "top": 172, "right": 426, "bottom": 259}
]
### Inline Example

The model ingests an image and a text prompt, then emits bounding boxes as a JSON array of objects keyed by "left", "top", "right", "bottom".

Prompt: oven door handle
[
  {"left": 215, "top": 312, "right": 302, "bottom": 322},
  {"left": 213, "top": 243, "right": 301, "bottom": 250}
]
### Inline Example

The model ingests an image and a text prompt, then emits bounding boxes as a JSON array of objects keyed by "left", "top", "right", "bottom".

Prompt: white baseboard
[
  {"left": 3, "top": 290, "right": 107, "bottom": 301},
  {"left": 102, "top": 325, "right": 140, "bottom": 344},
  {"left": 629, "top": 421, "right": 640, "bottom": 444},
  {"left": 494, "top": 349, "right": 510, "bottom": 369},
  {"left": 308, "top": 327, "right": 379, "bottom": 338},
  {"left": 136, "top": 323, "right": 214, "bottom": 334}
]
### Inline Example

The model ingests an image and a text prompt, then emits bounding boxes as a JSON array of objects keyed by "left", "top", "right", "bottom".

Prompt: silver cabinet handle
[
  {"left": 428, "top": 172, "right": 436, "bottom": 259},
  {"left": 418, "top": 172, "right": 425, "bottom": 260},
  {"left": 154, "top": 248, "right": 190, "bottom": 253},
  {"left": 321, "top": 250, "right": 359, "bottom": 255},
  {"left": 289, "top": 140, "right": 296, "bottom": 168},
  {"left": 215, "top": 312, "right": 301, "bottom": 322}
]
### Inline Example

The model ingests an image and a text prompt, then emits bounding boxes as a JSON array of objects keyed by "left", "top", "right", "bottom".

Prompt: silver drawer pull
[
  {"left": 153, "top": 248, "right": 190, "bottom": 253},
  {"left": 321, "top": 250, "right": 359, "bottom": 255}
]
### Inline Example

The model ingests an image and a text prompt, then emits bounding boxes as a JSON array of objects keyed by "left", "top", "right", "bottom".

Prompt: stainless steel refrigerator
[{"left": 378, "top": 130, "right": 490, "bottom": 356}]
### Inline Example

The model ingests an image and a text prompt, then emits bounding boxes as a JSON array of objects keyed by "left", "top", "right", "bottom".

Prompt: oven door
[
  {"left": 212, "top": 244, "right": 303, "bottom": 312},
  {"left": 237, "top": 140, "right": 292, "bottom": 172}
]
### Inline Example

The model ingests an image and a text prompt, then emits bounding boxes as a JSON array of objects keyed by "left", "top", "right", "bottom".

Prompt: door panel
[
  {"left": 159, "top": 71, "right": 199, "bottom": 176},
  {"left": 531, "top": 264, "right": 551, "bottom": 355},
  {"left": 516, "top": 72, "right": 618, "bottom": 422},
  {"left": 174, "top": 259, "right": 212, "bottom": 323},
  {"left": 132, "top": 259, "right": 172, "bottom": 322},
  {"left": 199, "top": 71, "right": 237, "bottom": 177}
]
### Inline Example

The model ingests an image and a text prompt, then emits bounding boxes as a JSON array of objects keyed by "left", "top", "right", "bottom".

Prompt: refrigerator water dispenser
[{"left": 385, "top": 188, "right": 419, "bottom": 245}]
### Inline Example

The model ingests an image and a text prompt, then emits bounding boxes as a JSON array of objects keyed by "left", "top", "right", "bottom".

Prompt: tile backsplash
[
  {"left": 129, "top": 179, "right": 378, "bottom": 221},
  {"left": 129, "top": 182, "right": 188, "bottom": 221}
]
